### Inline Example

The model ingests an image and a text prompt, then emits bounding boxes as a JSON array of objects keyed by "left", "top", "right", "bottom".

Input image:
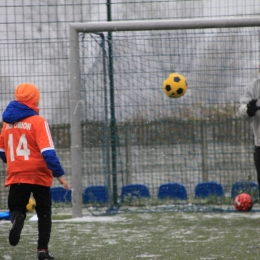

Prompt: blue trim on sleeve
[{"left": 42, "top": 150, "right": 65, "bottom": 177}]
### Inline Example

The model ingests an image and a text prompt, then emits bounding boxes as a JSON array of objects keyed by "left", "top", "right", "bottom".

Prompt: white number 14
[{"left": 8, "top": 134, "right": 30, "bottom": 161}]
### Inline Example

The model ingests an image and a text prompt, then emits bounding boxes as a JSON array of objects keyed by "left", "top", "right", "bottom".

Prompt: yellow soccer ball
[
  {"left": 162, "top": 73, "right": 188, "bottom": 98},
  {"left": 26, "top": 197, "right": 36, "bottom": 213}
]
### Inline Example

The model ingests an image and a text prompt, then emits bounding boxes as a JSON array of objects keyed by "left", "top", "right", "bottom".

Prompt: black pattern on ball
[
  {"left": 174, "top": 76, "right": 181, "bottom": 82},
  {"left": 177, "top": 88, "right": 183, "bottom": 94},
  {"left": 165, "top": 85, "right": 171, "bottom": 92}
]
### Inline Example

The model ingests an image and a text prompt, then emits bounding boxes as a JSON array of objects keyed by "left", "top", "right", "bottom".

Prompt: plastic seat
[
  {"left": 83, "top": 185, "right": 109, "bottom": 204},
  {"left": 158, "top": 182, "right": 188, "bottom": 200},
  {"left": 121, "top": 184, "right": 150, "bottom": 200},
  {"left": 195, "top": 181, "right": 225, "bottom": 198},
  {"left": 50, "top": 187, "right": 71, "bottom": 203},
  {"left": 231, "top": 181, "right": 258, "bottom": 198}
]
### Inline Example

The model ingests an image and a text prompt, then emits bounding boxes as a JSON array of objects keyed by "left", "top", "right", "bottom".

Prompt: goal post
[
  {"left": 69, "top": 26, "right": 83, "bottom": 218},
  {"left": 69, "top": 17, "right": 260, "bottom": 217}
]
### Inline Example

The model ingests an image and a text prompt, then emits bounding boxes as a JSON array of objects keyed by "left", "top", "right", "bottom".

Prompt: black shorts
[{"left": 8, "top": 183, "right": 52, "bottom": 216}]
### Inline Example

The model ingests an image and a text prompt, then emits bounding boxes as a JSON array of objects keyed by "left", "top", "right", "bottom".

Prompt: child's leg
[
  {"left": 8, "top": 184, "right": 30, "bottom": 246},
  {"left": 254, "top": 146, "right": 260, "bottom": 198},
  {"left": 33, "top": 186, "right": 52, "bottom": 250}
]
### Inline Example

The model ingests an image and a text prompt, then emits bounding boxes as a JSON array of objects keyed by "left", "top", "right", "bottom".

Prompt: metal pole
[
  {"left": 69, "top": 25, "right": 82, "bottom": 218},
  {"left": 99, "top": 33, "right": 112, "bottom": 207},
  {"left": 200, "top": 120, "right": 208, "bottom": 182},
  {"left": 107, "top": 0, "right": 118, "bottom": 206}
]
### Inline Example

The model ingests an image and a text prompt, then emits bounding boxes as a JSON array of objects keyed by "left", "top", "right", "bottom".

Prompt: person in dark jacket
[{"left": 239, "top": 77, "right": 260, "bottom": 198}]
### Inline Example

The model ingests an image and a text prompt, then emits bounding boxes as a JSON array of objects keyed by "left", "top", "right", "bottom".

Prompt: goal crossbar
[{"left": 70, "top": 17, "right": 260, "bottom": 32}]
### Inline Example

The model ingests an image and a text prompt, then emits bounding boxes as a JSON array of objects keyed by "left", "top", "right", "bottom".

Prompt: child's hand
[{"left": 57, "top": 176, "right": 70, "bottom": 190}]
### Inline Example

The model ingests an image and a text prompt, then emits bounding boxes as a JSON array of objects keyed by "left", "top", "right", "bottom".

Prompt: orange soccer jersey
[{"left": 0, "top": 115, "right": 55, "bottom": 187}]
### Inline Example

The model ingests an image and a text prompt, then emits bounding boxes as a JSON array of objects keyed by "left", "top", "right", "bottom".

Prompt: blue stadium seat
[
  {"left": 83, "top": 185, "right": 109, "bottom": 204},
  {"left": 50, "top": 187, "right": 71, "bottom": 203},
  {"left": 121, "top": 184, "right": 150, "bottom": 200},
  {"left": 158, "top": 182, "right": 188, "bottom": 200},
  {"left": 231, "top": 181, "right": 258, "bottom": 198},
  {"left": 195, "top": 181, "right": 225, "bottom": 198}
]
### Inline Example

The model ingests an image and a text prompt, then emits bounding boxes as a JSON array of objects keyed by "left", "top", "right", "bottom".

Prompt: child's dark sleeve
[
  {"left": 0, "top": 150, "right": 6, "bottom": 163},
  {"left": 0, "top": 128, "right": 6, "bottom": 163}
]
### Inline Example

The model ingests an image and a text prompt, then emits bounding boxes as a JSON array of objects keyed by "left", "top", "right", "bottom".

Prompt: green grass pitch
[{"left": 1, "top": 209, "right": 260, "bottom": 259}]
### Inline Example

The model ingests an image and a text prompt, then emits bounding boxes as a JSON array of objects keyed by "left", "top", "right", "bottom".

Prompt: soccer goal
[{"left": 70, "top": 17, "right": 260, "bottom": 217}]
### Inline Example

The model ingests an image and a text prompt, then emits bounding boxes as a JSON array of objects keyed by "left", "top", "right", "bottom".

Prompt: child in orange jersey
[{"left": 0, "top": 83, "right": 70, "bottom": 260}]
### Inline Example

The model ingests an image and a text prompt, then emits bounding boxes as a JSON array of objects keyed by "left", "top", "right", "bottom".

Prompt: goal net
[{"left": 70, "top": 18, "right": 260, "bottom": 216}]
